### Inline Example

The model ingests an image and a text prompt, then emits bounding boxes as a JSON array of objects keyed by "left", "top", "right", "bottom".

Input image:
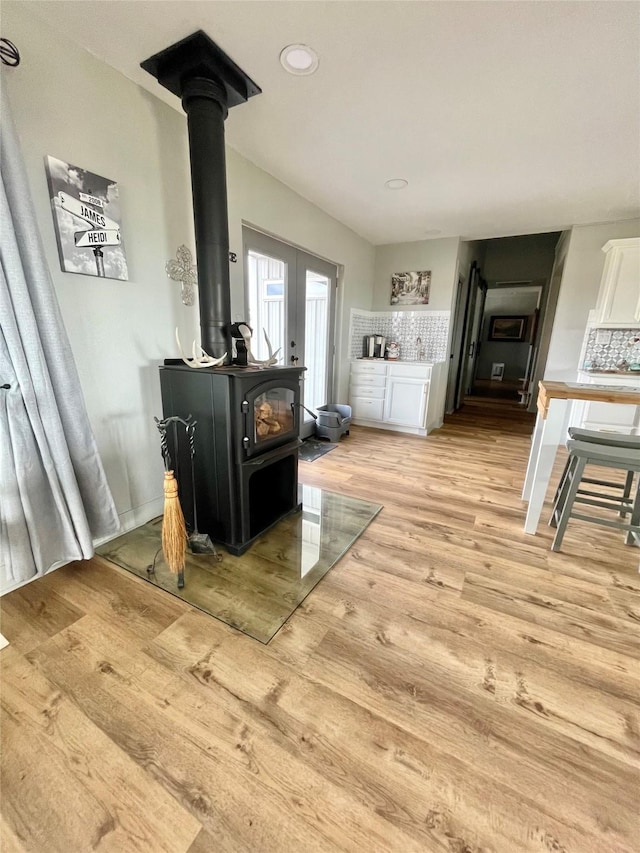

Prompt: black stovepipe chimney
[
  {"left": 141, "top": 32, "right": 261, "bottom": 361},
  {"left": 182, "top": 78, "right": 231, "bottom": 359}
]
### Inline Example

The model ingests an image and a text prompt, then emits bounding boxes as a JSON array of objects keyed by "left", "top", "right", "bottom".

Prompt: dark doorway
[
  {"left": 470, "top": 282, "right": 542, "bottom": 402},
  {"left": 446, "top": 232, "right": 561, "bottom": 416}
]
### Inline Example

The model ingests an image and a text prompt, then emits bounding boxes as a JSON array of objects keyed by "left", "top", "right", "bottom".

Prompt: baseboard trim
[{"left": 94, "top": 496, "right": 165, "bottom": 549}]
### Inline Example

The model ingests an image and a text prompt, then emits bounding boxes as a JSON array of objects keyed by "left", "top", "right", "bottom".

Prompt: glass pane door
[
  {"left": 244, "top": 229, "right": 337, "bottom": 440},
  {"left": 303, "top": 270, "right": 330, "bottom": 415},
  {"left": 246, "top": 249, "right": 287, "bottom": 364}
]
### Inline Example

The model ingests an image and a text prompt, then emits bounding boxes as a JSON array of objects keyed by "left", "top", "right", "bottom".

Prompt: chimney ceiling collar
[{"left": 141, "top": 30, "right": 262, "bottom": 109}]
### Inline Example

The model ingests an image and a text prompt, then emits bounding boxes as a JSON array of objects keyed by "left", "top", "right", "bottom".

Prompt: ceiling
[{"left": 25, "top": 1, "right": 640, "bottom": 245}]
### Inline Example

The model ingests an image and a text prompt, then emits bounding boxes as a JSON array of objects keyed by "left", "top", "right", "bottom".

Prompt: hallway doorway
[
  {"left": 469, "top": 282, "right": 542, "bottom": 403},
  {"left": 446, "top": 231, "right": 561, "bottom": 417}
]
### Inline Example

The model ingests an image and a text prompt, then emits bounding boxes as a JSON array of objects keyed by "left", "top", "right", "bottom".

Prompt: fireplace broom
[
  {"left": 155, "top": 417, "right": 187, "bottom": 589},
  {"left": 161, "top": 470, "right": 186, "bottom": 589}
]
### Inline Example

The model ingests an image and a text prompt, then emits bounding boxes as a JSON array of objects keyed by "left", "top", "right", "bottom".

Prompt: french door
[{"left": 243, "top": 228, "right": 337, "bottom": 438}]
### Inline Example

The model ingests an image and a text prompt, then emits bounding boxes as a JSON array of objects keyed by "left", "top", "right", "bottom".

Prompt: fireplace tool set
[{"left": 153, "top": 415, "right": 221, "bottom": 588}]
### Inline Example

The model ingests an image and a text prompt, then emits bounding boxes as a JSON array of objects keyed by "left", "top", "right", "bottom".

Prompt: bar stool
[
  {"left": 550, "top": 439, "right": 640, "bottom": 552},
  {"left": 553, "top": 428, "right": 638, "bottom": 518}
]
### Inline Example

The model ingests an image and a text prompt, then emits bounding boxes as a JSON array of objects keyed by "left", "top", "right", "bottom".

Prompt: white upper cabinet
[{"left": 593, "top": 238, "right": 640, "bottom": 326}]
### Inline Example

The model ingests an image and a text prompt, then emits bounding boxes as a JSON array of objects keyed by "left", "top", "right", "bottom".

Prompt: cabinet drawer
[
  {"left": 350, "top": 383, "right": 385, "bottom": 399},
  {"left": 351, "top": 397, "right": 384, "bottom": 420},
  {"left": 351, "top": 360, "right": 387, "bottom": 377},
  {"left": 349, "top": 372, "right": 386, "bottom": 389},
  {"left": 388, "top": 363, "right": 431, "bottom": 380}
]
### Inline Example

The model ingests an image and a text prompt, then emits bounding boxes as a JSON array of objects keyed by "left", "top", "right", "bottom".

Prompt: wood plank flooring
[{"left": 2, "top": 397, "right": 639, "bottom": 852}]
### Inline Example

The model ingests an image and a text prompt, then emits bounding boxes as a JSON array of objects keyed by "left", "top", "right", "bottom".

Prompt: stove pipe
[{"left": 141, "top": 32, "right": 261, "bottom": 361}]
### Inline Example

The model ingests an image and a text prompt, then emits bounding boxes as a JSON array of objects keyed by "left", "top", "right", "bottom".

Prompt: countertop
[
  {"left": 581, "top": 368, "right": 640, "bottom": 376},
  {"left": 537, "top": 380, "right": 640, "bottom": 418},
  {"left": 354, "top": 358, "right": 442, "bottom": 365}
]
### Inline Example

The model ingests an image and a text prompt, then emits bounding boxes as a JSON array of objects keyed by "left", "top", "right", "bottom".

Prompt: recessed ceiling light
[
  {"left": 385, "top": 178, "right": 408, "bottom": 190},
  {"left": 280, "top": 44, "right": 319, "bottom": 76}
]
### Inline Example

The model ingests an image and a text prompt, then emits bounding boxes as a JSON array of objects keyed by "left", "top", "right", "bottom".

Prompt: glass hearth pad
[{"left": 97, "top": 486, "right": 382, "bottom": 643}]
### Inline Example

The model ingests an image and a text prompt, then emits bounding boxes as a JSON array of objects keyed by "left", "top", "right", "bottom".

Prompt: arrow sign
[
  {"left": 74, "top": 229, "right": 121, "bottom": 248},
  {"left": 58, "top": 191, "right": 119, "bottom": 230}
]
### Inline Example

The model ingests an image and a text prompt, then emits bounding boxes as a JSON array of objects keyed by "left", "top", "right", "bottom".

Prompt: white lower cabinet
[
  {"left": 571, "top": 372, "right": 640, "bottom": 434},
  {"left": 349, "top": 360, "right": 444, "bottom": 435},
  {"left": 384, "top": 377, "right": 427, "bottom": 427}
]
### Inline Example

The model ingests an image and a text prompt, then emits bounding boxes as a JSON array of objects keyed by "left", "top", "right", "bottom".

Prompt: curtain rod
[{"left": 0, "top": 38, "right": 20, "bottom": 67}]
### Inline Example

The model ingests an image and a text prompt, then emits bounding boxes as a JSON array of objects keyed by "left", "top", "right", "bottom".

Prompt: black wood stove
[
  {"left": 143, "top": 32, "right": 305, "bottom": 555},
  {"left": 160, "top": 363, "right": 303, "bottom": 555}
]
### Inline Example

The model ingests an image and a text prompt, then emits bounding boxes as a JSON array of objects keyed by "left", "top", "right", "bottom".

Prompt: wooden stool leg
[{"left": 551, "top": 457, "right": 587, "bottom": 552}]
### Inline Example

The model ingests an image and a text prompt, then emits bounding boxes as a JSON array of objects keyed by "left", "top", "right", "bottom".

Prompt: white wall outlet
[{"left": 595, "top": 329, "right": 612, "bottom": 345}]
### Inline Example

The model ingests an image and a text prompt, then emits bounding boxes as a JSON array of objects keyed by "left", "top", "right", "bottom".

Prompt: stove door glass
[{"left": 254, "top": 388, "right": 295, "bottom": 444}]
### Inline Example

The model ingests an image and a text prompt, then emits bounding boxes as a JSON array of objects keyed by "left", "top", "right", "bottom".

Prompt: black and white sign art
[{"left": 45, "top": 155, "right": 128, "bottom": 280}]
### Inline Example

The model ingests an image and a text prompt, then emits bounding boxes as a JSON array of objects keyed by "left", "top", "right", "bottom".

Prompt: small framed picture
[
  {"left": 488, "top": 315, "right": 528, "bottom": 342},
  {"left": 390, "top": 270, "right": 431, "bottom": 305}
]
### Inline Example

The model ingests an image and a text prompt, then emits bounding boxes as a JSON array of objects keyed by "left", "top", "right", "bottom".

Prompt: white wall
[
  {"left": 4, "top": 5, "right": 196, "bottom": 535},
  {"left": 373, "top": 238, "right": 460, "bottom": 312},
  {"left": 481, "top": 288, "right": 541, "bottom": 318},
  {"left": 372, "top": 237, "right": 461, "bottom": 424},
  {"left": 545, "top": 219, "right": 640, "bottom": 379},
  {"left": 3, "top": 3, "right": 375, "bottom": 540},
  {"left": 225, "top": 150, "right": 375, "bottom": 402}
]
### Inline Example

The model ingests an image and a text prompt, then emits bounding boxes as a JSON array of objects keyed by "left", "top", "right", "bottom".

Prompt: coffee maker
[{"left": 362, "top": 334, "right": 386, "bottom": 359}]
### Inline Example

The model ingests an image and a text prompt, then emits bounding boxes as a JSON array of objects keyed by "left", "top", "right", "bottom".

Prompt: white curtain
[{"left": 0, "top": 86, "right": 119, "bottom": 587}]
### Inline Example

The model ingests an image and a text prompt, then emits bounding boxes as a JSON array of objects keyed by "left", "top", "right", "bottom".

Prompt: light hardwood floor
[{"left": 2, "top": 398, "right": 639, "bottom": 853}]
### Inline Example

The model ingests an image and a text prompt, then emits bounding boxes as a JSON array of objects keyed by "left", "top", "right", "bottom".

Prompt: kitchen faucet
[{"left": 416, "top": 336, "right": 425, "bottom": 361}]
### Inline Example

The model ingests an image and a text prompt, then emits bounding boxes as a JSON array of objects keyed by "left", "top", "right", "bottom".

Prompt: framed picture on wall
[
  {"left": 488, "top": 315, "right": 528, "bottom": 342},
  {"left": 44, "top": 155, "right": 128, "bottom": 280},
  {"left": 390, "top": 270, "right": 431, "bottom": 305}
]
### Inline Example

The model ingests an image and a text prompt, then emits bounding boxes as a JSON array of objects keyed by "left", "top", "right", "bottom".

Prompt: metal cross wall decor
[
  {"left": 166, "top": 245, "right": 197, "bottom": 306},
  {"left": 166, "top": 246, "right": 238, "bottom": 306}
]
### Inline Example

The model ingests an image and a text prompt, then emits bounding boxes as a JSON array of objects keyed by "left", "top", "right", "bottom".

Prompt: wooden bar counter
[{"left": 522, "top": 380, "right": 640, "bottom": 533}]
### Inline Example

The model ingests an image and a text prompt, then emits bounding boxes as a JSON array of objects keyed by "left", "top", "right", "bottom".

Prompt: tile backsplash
[
  {"left": 582, "top": 327, "right": 640, "bottom": 370},
  {"left": 350, "top": 309, "right": 450, "bottom": 362}
]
